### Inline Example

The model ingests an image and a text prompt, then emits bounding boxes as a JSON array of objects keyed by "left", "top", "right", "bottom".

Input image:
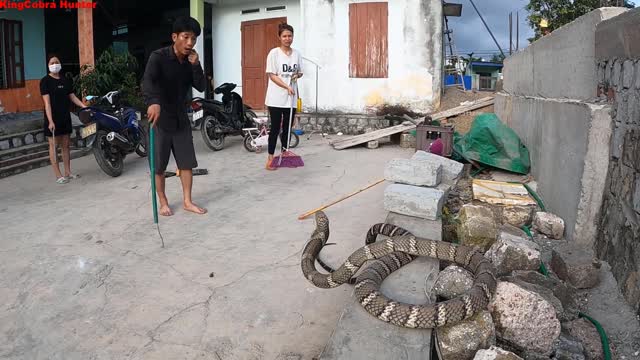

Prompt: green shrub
[{"left": 73, "top": 47, "right": 143, "bottom": 110}]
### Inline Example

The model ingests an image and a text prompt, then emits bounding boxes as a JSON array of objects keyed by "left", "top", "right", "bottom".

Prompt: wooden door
[{"left": 241, "top": 17, "right": 286, "bottom": 109}]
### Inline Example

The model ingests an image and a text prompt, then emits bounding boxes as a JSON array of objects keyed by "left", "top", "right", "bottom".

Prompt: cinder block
[
  {"left": 411, "top": 150, "right": 463, "bottom": 185},
  {"left": 384, "top": 184, "right": 446, "bottom": 220},
  {"left": 384, "top": 158, "right": 442, "bottom": 187}
]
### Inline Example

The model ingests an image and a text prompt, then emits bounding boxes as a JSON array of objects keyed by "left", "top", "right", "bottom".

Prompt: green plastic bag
[{"left": 452, "top": 113, "right": 530, "bottom": 175}]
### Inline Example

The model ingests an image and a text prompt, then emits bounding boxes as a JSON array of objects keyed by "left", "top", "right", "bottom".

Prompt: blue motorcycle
[{"left": 77, "top": 90, "right": 148, "bottom": 177}]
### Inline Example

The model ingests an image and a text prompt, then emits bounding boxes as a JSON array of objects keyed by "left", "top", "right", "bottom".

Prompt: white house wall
[
  {"left": 210, "top": 0, "right": 302, "bottom": 101},
  {"left": 300, "top": 0, "right": 442, "bottom": 113}
]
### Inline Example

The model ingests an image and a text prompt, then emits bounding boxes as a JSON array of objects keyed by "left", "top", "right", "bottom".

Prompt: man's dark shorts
[{"left": 153, "top": 126, "right": 198, "bottom": 174}]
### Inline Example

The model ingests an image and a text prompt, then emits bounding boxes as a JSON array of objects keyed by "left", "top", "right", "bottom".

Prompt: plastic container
[{"left": 415, "top": 124, "right": 454, "bottom": 157}]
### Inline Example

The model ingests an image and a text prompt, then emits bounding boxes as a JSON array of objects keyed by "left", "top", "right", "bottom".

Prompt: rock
[
  {"left": 384, "top": 183, "right": 445, "bottom": 220},
  {"left": 553, "top": 332, "right": 586, "bottom": 360},
  {"left": 433, "top": 265, "right": 474, "bottom": 299},
  {"left": 503, "top": 277, "right": 567, "bottom": 322},
  {"left": 550, "top": 244, "right": 601, "bottom": 289},
  {"left": 473, "top": 346, "right": 523, "bottom": 360},
  {"left": 0, "top": 140, "right": 9, "bottom": 150},
  {"left": 564, "top": 318, "right": 603, "bottom": 360},
  {"left": 486, "top": 225, "right": 542, "bottom": 276},
  {"left": 533, "top": 212, "right": 565, "bottom": 240},
  {"left": 491, "top": 281, "right": 561, "bottom": 355},
  {"left": 457, "top": 204, "right": 499, "bottom": 251},
  {"left": 412, "top": 150, "right": 464, "bottom": 184},
  {"left": 367, "top": 140, "right": 379, "bottom": 149},
  {"left": 35, "top": 132, "right": 45, "bottom": 143},
  {"left": 436, "top": 310, "right": 496, "bottom": 360},
  {"left": 507, "top": 271, "right": 579, "bottom": 321},
  {"left": 384, "top": 158, "right": 442, "bottom": 187},
  {"left": 502, "top": 206, "right": 535, "bottom": 227},
  {"left": 24, "top": 134, "right": 34, "bottom": 145}
]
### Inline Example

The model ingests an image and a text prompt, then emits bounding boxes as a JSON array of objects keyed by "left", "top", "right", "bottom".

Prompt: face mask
[{"left": 49, "top": 64, "right": 61, "bottom": 73}]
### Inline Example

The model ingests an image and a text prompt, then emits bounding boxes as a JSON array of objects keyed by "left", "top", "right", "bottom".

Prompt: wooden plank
[
  {"left": 330, "top": 97, "right": 494, "bottom": 150},
  {"left": 331, "top": 123, "right": 416, "bottom": 150},
  {"left": 431, "top": 97, "right": 494, "bottom": 121}
]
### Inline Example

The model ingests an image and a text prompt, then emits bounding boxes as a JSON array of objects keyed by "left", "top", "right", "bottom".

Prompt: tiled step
[
  {"left": 0, "top": 148, "right": 91, "bottom": 179},
  {"left": 0, "top": 142, "right": 49, "bottom": 161},
  {"left": 0, "top": 149, "right": 51, "bottom": 168},
  {"left": 0, "top": 128, "right": 47, "bottom": 150}
]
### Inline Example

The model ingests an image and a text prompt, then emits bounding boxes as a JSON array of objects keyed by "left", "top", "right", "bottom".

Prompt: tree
[
  {"left": 527, "top": 0, "right": 635, "bottom": 42},
  {"left": 490, "top": 54, "right": 506, "bottom": 64},
  {"left": 73, "top": 47, "right": 143, "bottom": 110}
]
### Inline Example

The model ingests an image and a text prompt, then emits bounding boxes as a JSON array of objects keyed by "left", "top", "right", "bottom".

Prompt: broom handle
[
  {"left": 297, "top": 178, "right": 385, "bottom": 220},
  {"left": 149, "top": 126, "right": 158, "bottom": 224}
]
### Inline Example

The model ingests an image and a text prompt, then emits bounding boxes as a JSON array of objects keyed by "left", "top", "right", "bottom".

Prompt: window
[
  {"left": 0, "top": 19, "right": 25, "bottom": 89},
  {"left": 349, "top": 2, "right": 388, "bottom": 78}
]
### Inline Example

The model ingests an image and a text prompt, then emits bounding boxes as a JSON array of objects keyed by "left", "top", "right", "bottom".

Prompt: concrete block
[
  {"left": 411, "top": 150, "right": 463, "bottom": 184},
  {"left": 319, "top": 212, "right": 440, "bottom": 360},
  {"left": 623, "top": 60, "right": 635, "bottom": 89},
  {"left": 384, "top": 184, "right": 445, "bottom": 220},
  {"left": 384, "top": 158, "right": 442, "bottom": 187},
  {"left": 367, "top": 140, "right": 379, "bottom": 149},
  {"left": 595, "top": 7, "right": 640, "bottom": 60},
  {"left": 385, "top": 212, "right": 443, "bottom": 240}
]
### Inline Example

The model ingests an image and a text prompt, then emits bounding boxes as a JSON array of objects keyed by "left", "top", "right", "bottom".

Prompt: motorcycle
[
  {"left": 77, "top": 90, "right": 148, "bottom": 177},
  {"left": 191, "top": 82, "right": 257, "bottom": 151}
]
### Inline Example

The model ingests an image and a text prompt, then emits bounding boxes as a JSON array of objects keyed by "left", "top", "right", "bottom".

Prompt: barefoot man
[{"left": 142, "top": 16, "right": 207, "bottom": 216}]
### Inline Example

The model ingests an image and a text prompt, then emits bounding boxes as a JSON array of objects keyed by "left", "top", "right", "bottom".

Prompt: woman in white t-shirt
[{"left": 264, "top": 22, "right": 303, "bottom": 170}]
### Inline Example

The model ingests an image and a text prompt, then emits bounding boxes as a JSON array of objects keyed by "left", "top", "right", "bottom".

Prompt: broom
[{"left": 275, "top": 75, "right": 304, "bottom": 168}]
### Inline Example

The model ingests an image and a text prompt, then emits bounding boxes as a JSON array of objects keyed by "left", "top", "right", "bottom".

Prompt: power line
[{"left": 468, "top": 0, "right": 506, "bottom": 57}]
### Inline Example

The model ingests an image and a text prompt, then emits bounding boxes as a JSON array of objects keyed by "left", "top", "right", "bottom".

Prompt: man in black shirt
[{"left": 143, "top": 16, "right": 207, "bottom": 216}]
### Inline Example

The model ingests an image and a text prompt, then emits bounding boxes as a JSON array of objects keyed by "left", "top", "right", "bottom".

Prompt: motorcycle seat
[{"left": 254, "top": 117, "right": 269, "bottom": 125}]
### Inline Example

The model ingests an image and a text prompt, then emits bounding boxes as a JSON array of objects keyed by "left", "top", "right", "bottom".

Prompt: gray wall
[
  {"left": 502, "top": 7, "right": 627, "bottom": 100},
  {"left": 496, "top": 8, "right": 624, "bottom": 243},
  {"left": 594, "top": 8, "right": 640, "bottom": 315}
]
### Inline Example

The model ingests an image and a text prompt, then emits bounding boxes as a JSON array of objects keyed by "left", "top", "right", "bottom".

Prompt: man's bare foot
[
  {"left": 159, "top": 204, "right": 173, "bottom": 216},
  {"left": 184, "top": 202, "right": 207, "bottom": 215}
]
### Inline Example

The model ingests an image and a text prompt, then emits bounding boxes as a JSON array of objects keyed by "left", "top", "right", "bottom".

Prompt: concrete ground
[{"left": 0, "top": 132, "right": 416, "bottom": 360}]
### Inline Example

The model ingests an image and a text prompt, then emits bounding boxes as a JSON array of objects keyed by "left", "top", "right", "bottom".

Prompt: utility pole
[
  {"left": 517, "top": 11, "right": 520, "bottom": 51},
  {"left": 469, "top": 0, "right": 505, "bottom": 58},
  {"left": 509, "top": 12, "right": 513, "bottom": 55}
]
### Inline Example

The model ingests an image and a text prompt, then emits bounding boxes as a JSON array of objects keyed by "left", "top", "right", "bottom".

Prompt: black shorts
[{"left": 153, "top": 126, "right": 198, "bottom": 174}]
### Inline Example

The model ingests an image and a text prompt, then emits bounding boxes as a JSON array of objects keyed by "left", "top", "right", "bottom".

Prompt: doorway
[{"left": 241, "top": 17, "right": 286, "bottom": 110}]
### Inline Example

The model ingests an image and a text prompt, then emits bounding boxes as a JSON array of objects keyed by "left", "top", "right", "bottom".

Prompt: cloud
[{"left": 445, "top": 0, "right": 535, "bottom": 58}]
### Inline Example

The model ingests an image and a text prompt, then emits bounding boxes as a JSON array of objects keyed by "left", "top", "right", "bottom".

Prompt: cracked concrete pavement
[{"left": 0, "top": 134, "right": 416, "bottom": 359}]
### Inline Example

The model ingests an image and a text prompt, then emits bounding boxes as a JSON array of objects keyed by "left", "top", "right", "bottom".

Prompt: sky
[{"left": 445, "top": 0, "right": 536, "bottom": 60}]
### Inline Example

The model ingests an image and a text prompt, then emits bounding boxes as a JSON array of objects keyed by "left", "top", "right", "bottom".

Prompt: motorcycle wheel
[
  {"left": 201, "top": 115, "right": 225, "bottom": 151},
  {"left": 289, "top": 133, "right": 300, "bottom": 148},
  {"left": 93, "top": 129, "right": 124, "bottom": 177},
  {"left": 243, "top": 133, "right": 257, "bottom": 152},
  {"left": 135, "top": 126, "right": 148, "bottom": 157}
]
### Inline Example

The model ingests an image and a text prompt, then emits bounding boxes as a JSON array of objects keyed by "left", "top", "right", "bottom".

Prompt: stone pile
[{"left": 433, "top": 209, "right": 604, "bottom": 359}]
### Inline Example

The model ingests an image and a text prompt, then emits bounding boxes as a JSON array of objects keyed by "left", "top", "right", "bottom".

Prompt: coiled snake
[{"left": 301, "top": 211, "right": 497, "bottom": 328}]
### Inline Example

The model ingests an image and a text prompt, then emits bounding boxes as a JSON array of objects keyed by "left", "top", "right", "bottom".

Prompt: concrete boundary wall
[
  {"left": 495, "top": 94, "right": 612, "bottom": 243},
  {"left": 503, "top": 7, "right": 627, "bottom": 100},
  {"left": 496, "top": 7, "right": 632, "bottom": 245}
]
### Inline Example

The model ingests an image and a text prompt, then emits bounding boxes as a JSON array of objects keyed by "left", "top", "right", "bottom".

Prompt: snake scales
[{"left": 301, "top": 211, "right": 497, "bottom": 328}]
